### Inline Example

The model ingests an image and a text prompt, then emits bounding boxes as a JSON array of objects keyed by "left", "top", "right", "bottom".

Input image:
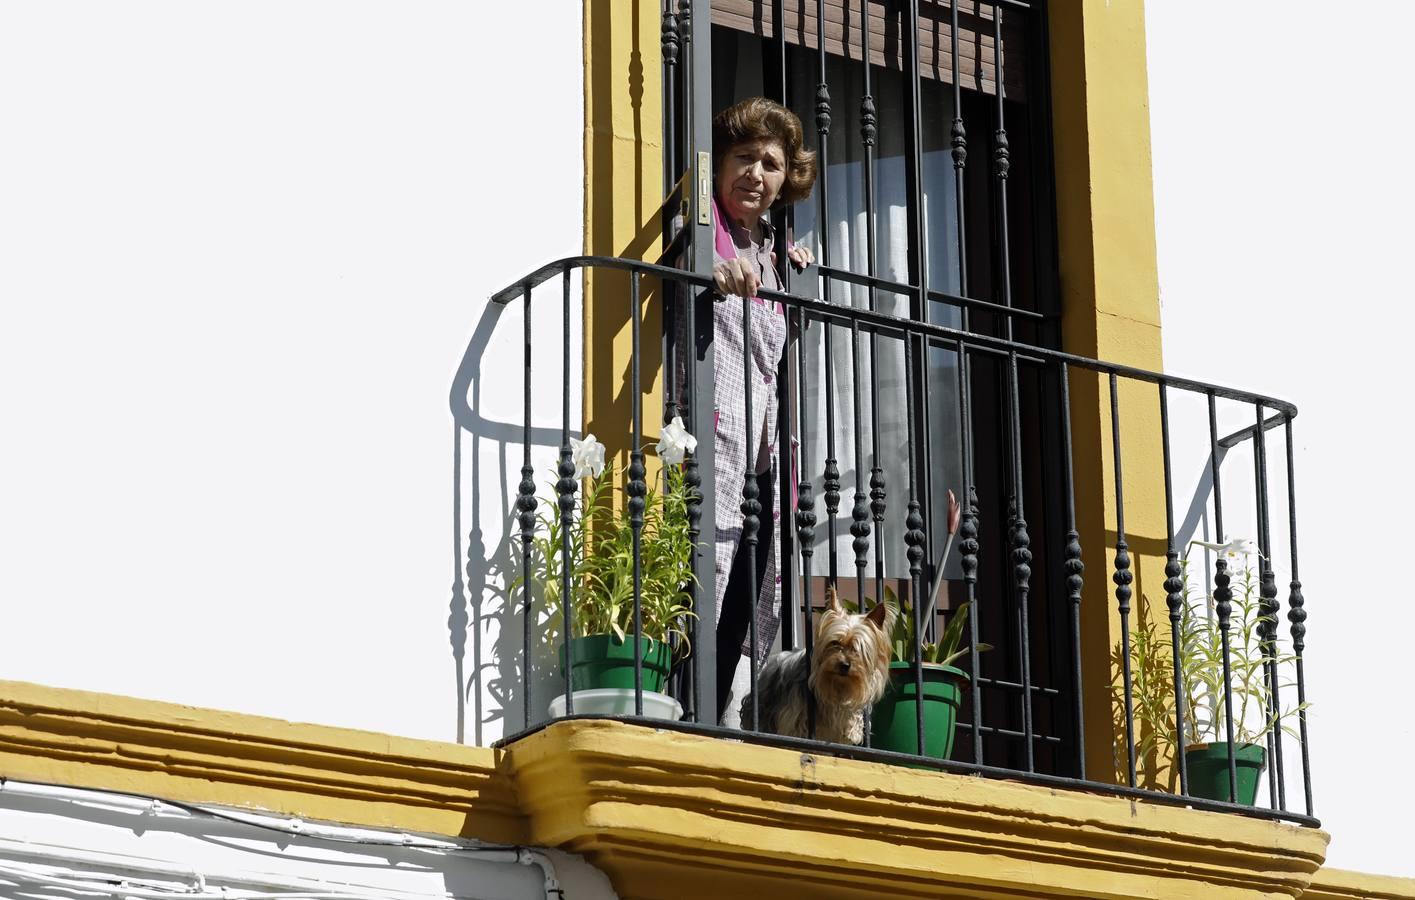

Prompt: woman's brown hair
[{"left": 712, "top": 97, "right": 817, "bottom": 207}]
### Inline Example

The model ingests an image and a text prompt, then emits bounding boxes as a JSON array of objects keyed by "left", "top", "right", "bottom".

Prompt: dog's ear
[
  {"left": 865, "top": 599, "right": 890, "bottom": 630},
  {"left": 825, "top": 585, "right": 844, "bottom": 615}
]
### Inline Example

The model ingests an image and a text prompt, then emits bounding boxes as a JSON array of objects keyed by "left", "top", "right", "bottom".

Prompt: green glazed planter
[
  {"left": 1184, "top": 742, "right": 1266, "bottom": 805},
  {"left": 870, "top": 662, "right": 967, "bottom": 760},
  {"left": 558, "top": 634, "right": 672, "bottom": 693}
]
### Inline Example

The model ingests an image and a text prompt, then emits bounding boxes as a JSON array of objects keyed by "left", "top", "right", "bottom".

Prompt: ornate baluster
[
  {"left": 796, "top": 309, "right": 818, "bottom": 739},
  {"left": 1286, "top": 417, "right": 1312, "bottom": 815},
  {"left": 1010, "top": 500, "right": 1033, "bottom": 771},
  {"left": 628, "top": 272, "right": 647, "bottom": 716},
  {"left": 1164, "top": 550, "right": 1185, "bottom": 735},
  {"left": 1006, "top": 352, "right": 1034, "bottom": 772},
  {"left": 559, "top": 268, "right": 578, "bottom": 716},
  {"left": 856, "top": 0, "right": 885, "bottom": 615},
  {"left": 813, "top": 0, "right": 832, "bottom": 281},
  {"left": 850, "top": 322, "right": 870, "bottom": 604},
  {"left": 517, "top": 288, "right": 538, "bottom": 731},
  {"left": 1213, "top": 551, "right": 1238, "bottom": 799},
  {"left": 955, "top": 342, "right": 985, "bottom": 763},
  {"left": 683, "top": 375, "right": 704, "bottom": 722},
  {"left": 661, "top": 4, "right": 679, "bottom": 67},
  {"left": 991, "top": 4, "right": 1014, "bottom": 341},
  {"left": 660, "top": 3, "right": 680, "bottom": 428},
  {"left": 1109, "top": 373, "right": 1136, "bottom": 788},
  {"left": 1253, "top": 404, "right": 1285, "bottom": 810},
  {"left": 1208, "top": 392, "right": 1239, "bottom": 803},
  {"left": 1057, "top": 361, "right": 1085, "bottom": 778},
  {"left": 859, "top": 0, "right": 878, "bottom": 290},
  {"left": 1285, "top": 412, "right": 1311, "bottom": 815},
  {"left": 903, "top": 335, "right": 927, "bottom": 758},
  {"left": 450, "top": 426, "right": 470, "bottom": 743},
  {"left": 870, "top": 461, "right": 886, "bottom": 603},
  {"left": 823, "top": 323, "right": 841, "bottom": 585},
  {"left": 949, "top": 0, "right": 969, "bottom": 313},
  {"left": 1259, "top": 559, "right": 1280, "bottom": 805},
  {"left": 1157, "top": 383, "right": 1187, "bottom": 793},
  {"left": 740, "top": 293, "right": 762, "bottom": 729},
  {"left": 961, "top": 483, "right": 982, "bottom": 762}
]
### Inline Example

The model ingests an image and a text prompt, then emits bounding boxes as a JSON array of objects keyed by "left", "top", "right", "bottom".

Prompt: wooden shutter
[{"left": 710, "top": 0, "right": 1028, "bottom": 100}]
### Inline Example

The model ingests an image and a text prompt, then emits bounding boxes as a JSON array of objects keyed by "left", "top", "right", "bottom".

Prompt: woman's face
[{"left": 717, "top": 138, "right": 787, "bottom": 227}]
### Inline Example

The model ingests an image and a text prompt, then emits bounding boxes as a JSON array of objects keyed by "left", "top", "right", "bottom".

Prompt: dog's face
[{"left": 809, "top": 588, "right": 892, "bottom": 708}]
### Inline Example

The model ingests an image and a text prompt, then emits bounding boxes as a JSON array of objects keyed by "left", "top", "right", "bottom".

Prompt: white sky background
[{"left": 1147, "top": 0, "right": 1415, "bottom": 877}]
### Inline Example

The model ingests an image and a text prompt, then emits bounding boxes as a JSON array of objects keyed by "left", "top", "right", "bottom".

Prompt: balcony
[{"left": 453, "top": 253, "right": 1317, "bottom": 835}]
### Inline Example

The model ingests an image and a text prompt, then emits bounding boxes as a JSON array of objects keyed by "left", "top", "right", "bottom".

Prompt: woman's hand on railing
[
  {"left": 713, "top": 258, "right": 761, "bottom": 298},
  {"left": 786, "top": 242, "right": 814, "bottom": 272}
]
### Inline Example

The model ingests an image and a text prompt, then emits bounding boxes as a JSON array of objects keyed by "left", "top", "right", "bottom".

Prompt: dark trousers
[{"left": 715, "top": 469, "right": 776, "bottom": 722}]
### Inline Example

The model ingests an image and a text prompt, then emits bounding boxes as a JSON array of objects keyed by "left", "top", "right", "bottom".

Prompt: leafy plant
[
  {"left": 1122, "top": 546, "right": 1309, "bottom": 753},
  {"left": 521, "top": 460, "right": 697, "bottom": 649},
  {"left": 846, "top": 585, "right": 990, "bottom": 667}
]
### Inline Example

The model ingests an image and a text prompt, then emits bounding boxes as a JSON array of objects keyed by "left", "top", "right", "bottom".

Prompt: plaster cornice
[
  {"left": 0, "top": 681, "right": 1341, "bottom": 900},
  {"left": 0, "top": 680, "right": 522, "bottom": 843},
  {"left": 505, "top": 719, "right": 1329, "bottom": 900}
]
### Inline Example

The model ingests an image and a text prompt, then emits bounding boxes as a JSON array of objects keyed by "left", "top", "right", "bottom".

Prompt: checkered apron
[{"left": 709, "top": 217, "right": 786, "bottom": 668}]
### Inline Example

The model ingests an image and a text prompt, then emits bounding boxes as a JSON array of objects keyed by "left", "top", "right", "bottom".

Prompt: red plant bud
[{"left": 947, "top": 488, "right": 961, "bottom": 536}]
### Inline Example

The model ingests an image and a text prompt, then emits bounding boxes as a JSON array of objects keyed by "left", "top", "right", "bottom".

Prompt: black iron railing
[
  {"left": 451, "top": 0, "right": 1315, "bottom": 831},
  {"left": 460, "top": 253, "right": 1316, "bottom": 828}
]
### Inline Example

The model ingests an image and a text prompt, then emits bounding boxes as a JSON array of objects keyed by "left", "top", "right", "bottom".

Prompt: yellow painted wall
[
  {"left": 1047, "top": 0, "right": 1176, "bottom": 788},
  {"left": 582, "top": 0, "right": 666, "bottom": 484}
]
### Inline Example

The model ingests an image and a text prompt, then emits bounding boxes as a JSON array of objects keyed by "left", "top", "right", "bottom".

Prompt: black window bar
[
  {"left": 685, "top": 0, "right": 1068, "bottom": 772},
  {"left": 462, "top": 0, "right": 1317, "bottom": 829}
]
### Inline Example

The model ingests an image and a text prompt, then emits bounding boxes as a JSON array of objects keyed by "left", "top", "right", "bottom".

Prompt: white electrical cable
[{"left": 0, "top": 779, "right": 564, "bottom": 900}]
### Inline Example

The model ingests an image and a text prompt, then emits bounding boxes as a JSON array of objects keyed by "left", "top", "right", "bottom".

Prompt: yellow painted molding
[
  {"left": 0, "top": 680, "right": 523, "bottom": 843},
  {"left": 505, "top": 719, "right": 1328, "bottom": 900},
  {"left": 1303, "top": 869, "right": 1415, "bottom": 900}
]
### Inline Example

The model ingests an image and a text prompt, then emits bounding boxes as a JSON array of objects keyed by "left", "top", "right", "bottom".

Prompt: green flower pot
[
  {"left": 1184, "top": 742, "right": 1266, "bottom": 805},
  {"left": 558, "top": 634, "right": 671, "bottom": 693},
  {"left": 870, "top": 662, "right": 967, "bottom": 760}
]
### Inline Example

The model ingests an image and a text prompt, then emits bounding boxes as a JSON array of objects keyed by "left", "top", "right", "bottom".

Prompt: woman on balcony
[{"left": 706, "top": 97, "right": 816, "bottom": 726}]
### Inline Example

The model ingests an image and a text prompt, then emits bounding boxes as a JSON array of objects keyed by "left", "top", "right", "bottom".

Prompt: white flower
[
  {"left": 570, "top": 433, "right": 606, "bottom": 478},
  {"left": 1190, "top": 537, "right": 1260, "bottom": 562},
  {"left": 655, "top": 416, "right": 698, "bottom": 464}
]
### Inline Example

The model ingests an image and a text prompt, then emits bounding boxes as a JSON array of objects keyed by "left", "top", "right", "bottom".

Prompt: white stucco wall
[
  {"left": 1148, "top": 0, "right": 1415, "bottom": 877},
  {"left": 0, "top": 2, "right": 583, "bottom": 748},
  {"left": 0, "top": 780, "right": 618, "bottom": 900}
]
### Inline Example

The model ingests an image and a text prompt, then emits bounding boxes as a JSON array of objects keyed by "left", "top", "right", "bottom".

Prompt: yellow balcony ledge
[
  {"left": 506, "top": 719, "right": 1327, "bottom": 900},
  {"left": 1, "top": 681, "right": 1337, "bottom": 900}
]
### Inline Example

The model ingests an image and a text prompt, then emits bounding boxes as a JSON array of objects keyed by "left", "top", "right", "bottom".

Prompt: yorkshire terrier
[{"left": 739, "top": 587, "right": 893, "bottom": 745}]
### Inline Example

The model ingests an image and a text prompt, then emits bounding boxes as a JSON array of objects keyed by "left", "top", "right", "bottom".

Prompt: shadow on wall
[{"left": 449, "top": 301, "right": 573, "bottom": 745}]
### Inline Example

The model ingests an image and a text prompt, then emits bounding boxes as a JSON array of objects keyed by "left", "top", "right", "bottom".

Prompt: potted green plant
[
  {"left": 867, "top": 588, "right": 987, "bottom": 760},
  {"left": 1123, "top": 540, "right": 1308, "bottom": 805},
  {"left": 522, "top": 425, "right": 697, "bottom": 702},
  {"left": 850, "top": 490, "right": 991, "bottom": 760}
]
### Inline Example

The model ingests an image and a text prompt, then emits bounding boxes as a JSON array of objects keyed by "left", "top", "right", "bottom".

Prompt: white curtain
[
  {"left": 714, "top": 32, "right": 968, "bottom": 588},
  {"left": 791, "top": 68, "right": 965, "bottom": 584}
]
